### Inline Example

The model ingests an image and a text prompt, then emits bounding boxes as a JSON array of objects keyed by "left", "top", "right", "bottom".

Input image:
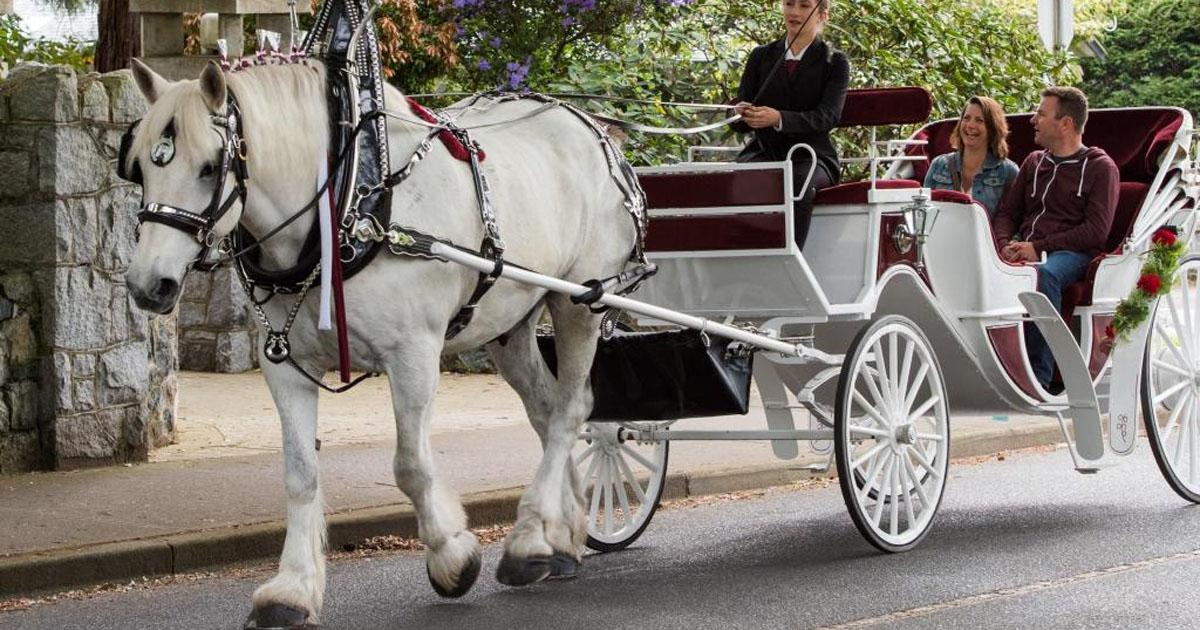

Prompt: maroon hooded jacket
[{"left": 992, "top": 146, "right": 1120, "bottom": 257}]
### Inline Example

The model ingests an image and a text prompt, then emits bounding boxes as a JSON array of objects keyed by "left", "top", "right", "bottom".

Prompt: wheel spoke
[
  {"left": 897, "top": 340, "right": 916, "bottom": 413},
  {"left": 1161, "top": 389, "right": 1192, "bottom": 442},
  {"left": 602, "top": 460, "right": 615, "bottom": 535},
  {"left": 856, "top": 449, "right": 891, "bottom": 504},
  {"left": 850, "top": 425, "right": 891, "bottom": 438},
  {"left": 1153, "top": 357, "right": 1191, "bottom": 378},
  {"left": 1189, "top": 396, "right": 1199, "bottom": 487},
  {"left": 901, "top": 452, "right": 931, "bottom": 512},
  {"left": 621, "top": 443, "right": 659, "bottom": 474},
  {"left": 908, "top": 395, "right": 942, "bottom": 423},
  {"left": 1157, "top": 320, "right": 1190, "bottom": 372},
  {"left": 1173, "top": 400, "right": 1189, "bottom": 467},
  {"left": 888, "top": 334, "right": 901, "bottom": 411},
  {"left": 1168, "top": 291, "right": 1196, "bottom": 363},
  {"left": 914, "top": 431, "right": 945, "bottom": 443},
  {"left": 1179, "top": 279, "right": 1197, "bottom": 361},
  {"left": 852, "top": 390, "right": 892, "bottom": 429},
  {"left": 852, "top": 440, "right": 890, "bottom": 471},
  {"left": 889, "top": 458, "right": 901, "bottom": 536},
  {"left": 588, "top": 458, "right": 605, "bottom": 527},
  {"left": 1154, "top": 379, "right": 1190, "bottom": 407},
  {"left": 910, "top": 444, "right": 943, "bottom": 480},
  {"left": 870, "top": 455, "right": 893, "bottom": 527},
  {"left": 574, "top": 443, "right": 598, "bottom": 468},
  {"left": 899, "top": 457, "right": 917, "bottom": 526},
  {"left": 872, "top": 340, "right": 897, "bottom": 411},
  {"left": 613, "top": 460, "right": 633, "bottom": 530},
  {"left": 615, "top": 450, "right": 649, "bottom": 504},
  {"left": 860, "top": 359, "right": 890, "bottom": 411},
  {"left": 904, "top": 363, "right": 931, "bottom": 416}
]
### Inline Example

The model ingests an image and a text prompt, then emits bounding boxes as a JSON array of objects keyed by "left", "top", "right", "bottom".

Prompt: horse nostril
[{"left": 155, "top": 277, "right": 180, "bottom": 302}]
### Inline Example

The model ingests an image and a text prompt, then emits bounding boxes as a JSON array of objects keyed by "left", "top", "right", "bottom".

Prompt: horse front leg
[
  {"left": 496, "top": 297, "right": 597, "bottom": 585},
  {"left": 245, "top": 359, "right": 325, "bottom": 629},
  {"left": 388, "top": 337, "right": 482, "bottom": 598}
]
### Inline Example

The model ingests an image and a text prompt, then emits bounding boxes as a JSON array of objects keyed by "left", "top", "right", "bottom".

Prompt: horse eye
[{"left": 199, "top": 162, "right": 216, "bottom": 178}]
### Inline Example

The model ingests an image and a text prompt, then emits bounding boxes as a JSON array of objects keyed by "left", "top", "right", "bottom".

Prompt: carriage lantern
[{"left": 893, "top": 191, "right": 939, "bottom": 269}]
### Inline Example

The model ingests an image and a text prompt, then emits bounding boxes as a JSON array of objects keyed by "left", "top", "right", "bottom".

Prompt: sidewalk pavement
[{"left": 0, "top": 371, "right": 1065, "bottom": 597}]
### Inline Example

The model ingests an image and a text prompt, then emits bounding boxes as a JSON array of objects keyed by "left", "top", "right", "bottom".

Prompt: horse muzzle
[{"left": 130, "top": 276, "right": 181, "bottom": 314}]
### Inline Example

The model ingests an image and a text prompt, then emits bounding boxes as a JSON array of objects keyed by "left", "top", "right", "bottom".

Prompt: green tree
[{"left": 1081, "top": 0, "right": 1199, "bottom": 116}]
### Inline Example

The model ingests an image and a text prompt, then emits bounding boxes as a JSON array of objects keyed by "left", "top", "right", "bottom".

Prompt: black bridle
[{"left": 118, "top": 93, "right": 250, "bottom": 266}]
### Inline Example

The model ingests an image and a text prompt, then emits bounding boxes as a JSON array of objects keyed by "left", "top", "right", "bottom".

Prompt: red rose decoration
[
  {"left": 1105, "top": 323, "right": 1116, "bottom": 339},
  {"left": 1138, "top": 273, "right": 1162, "bottom": 295},
  {"left": 1153, "top": 228, "right": 1177, "bottom": 247}
]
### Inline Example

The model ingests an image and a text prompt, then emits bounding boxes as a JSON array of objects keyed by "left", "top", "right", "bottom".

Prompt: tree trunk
[{"left": 95, "top": 0, "right": 142, "bottom": 73}]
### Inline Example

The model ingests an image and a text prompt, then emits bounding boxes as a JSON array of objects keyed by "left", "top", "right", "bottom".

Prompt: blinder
[{"left": 123, "top": 95, "right": 250, "bottom": 267}]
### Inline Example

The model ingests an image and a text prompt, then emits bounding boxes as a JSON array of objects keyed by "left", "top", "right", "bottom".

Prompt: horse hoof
[
  {"left": 547, "top": 552, "right": 581, "bottom": 580},
  {"left": 243, "top": 603, "right": 311, "bottom": 628},
  {"left": 495, "top": 553, "right": 552, "bottom": 587},
  {"left": 428, "top": 550, "right": 482, "bottom": 598}
]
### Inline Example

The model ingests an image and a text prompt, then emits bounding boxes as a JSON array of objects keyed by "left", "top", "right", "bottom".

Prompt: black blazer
[{"left": 733, "top": 37, "right": 850, "bottom": 184}]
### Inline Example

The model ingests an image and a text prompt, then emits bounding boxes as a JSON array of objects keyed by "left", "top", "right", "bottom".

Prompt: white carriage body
[{"left": 633, "top": 94, "right": 1197, "bottom": 419}]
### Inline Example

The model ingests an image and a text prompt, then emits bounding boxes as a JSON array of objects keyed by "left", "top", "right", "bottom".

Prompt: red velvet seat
[{"left": 814, "top": 179, "right": 921, "bottom": 205}]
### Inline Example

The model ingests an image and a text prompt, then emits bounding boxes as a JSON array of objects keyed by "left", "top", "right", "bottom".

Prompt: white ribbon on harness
[{"left": 317, "top": 157, "right": 333, "bottom": 330}]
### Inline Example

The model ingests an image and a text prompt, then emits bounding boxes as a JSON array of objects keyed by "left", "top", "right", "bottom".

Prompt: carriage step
[{"left": 1075, "top": 467, "right": 1100, "bottom": 474}]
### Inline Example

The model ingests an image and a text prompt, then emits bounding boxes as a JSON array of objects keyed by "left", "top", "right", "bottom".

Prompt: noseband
[{"left": 118, "top": 93, "right": 249, "bottom": 267}]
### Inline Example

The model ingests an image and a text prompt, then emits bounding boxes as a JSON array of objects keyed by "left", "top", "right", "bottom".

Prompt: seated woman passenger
[
  {"left": 731, "top": 0, "right": 850, "bottom": 249},
  {"left": 924, "top": 96, "right": 1019, "bottom": 217}
]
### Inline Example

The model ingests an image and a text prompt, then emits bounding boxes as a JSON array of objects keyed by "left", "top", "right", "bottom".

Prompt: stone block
[
  {"left": 55, "top": 409, "right": 121, "bottom": 462},
  {"left": 181, "top": 270, "right": 212, "bottom": 301},
  {"left": 2, "top": 313, "right": 36, "bottom": 369},
  {"left": 150, "top": 315, "right": 178, "bottom": 370},
  {"left": 99, "top": 342, "right": 149, "bottom": 406},
  {"left": 179, "top": 340, "right": 215, "bottom": 372},
  {"left": 5, "top": 381, "right": 38, "bottom": 430},
  {"left": 0, "top": 396, "right": 8, "bottom": 432},
  {"left": 0, "top": 124, "right": 36, "bottom": 149},
  {"left": 0, "top": 94, "right": 8, "bottom": 122},
  {"left": 124, "top": 405, "right": 147, "bottom": 449},
  {"left": 99, "top": 187, "right": 140, "bottom": 269},
  {"left": 215, "top": 330, "right": 253, "bottom": 373},
  {"left": 0, "top": 149, "right": 31, "bottom": 199},
  {"left": 0, "top": 431, "right": 44, "bottom": 473},
  {"left": 78, "top": 74, "right": 109, "bottom": 121},
  {"left": 0, "top": 202, "right": 57, "bottom": 265},
  {"left": 179, "top": 299, "right": 207, "bottom": 328},
  {"left": 37, "top": 126, "right": 110, "bottom": 196},
  {"left": 53, "top": 351, "right": 72, "bottom": 413},
  {"left": 72, "top": 353, "right": 96, "bottom": 377},
  {"left": 206, "top": 267, "right": 249, "bottom": 327},
  {"left": 57, "top": 197, "right": 99, "bottom": 266},
  {"left": 0, "top": 342, "right": 8, "bottom": 387},
  {"left": 8, "top": 65, "right": 78, "bottom": 122},
  {"left": 74, "top": 378, "right": 96, "bottom": 410},
  {"left": 130, "top": 0, "right": 311, "bottom": 14},
  {"left": 0, "top": 272, "right": 34, "bottom": 305},
  {"left": 99, "top": 70, "right": 146, "bottom": 124},
  {"left": 50, "top": 266, "right": 112, "bottom": 350}
]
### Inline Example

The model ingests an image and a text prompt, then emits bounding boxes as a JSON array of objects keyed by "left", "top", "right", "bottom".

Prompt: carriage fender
[{"left": 1107, "top": 316, "right": 1152, "bottom": 455}]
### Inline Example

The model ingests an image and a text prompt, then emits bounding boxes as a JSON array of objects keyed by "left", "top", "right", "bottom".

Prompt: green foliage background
[
  {"left": 0, "top": 15, "right": 94, "bottom": 75},
  {"left": 1081, "top": 0, "right": 1199, "bottom": 117}
]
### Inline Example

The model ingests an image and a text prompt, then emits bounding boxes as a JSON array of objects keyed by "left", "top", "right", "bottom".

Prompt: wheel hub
[{"left": 894, "top": 424, "right": 916, "bottom": 446}]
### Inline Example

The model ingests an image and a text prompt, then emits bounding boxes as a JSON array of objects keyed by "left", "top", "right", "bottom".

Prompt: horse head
[{"left": 123, "top": 59, "right": 248, "bottom": 313}]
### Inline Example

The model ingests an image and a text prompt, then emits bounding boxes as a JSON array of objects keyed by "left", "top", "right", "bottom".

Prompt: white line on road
[{"left": 819, "top": 547, "right": 1200, "bottom": 628}]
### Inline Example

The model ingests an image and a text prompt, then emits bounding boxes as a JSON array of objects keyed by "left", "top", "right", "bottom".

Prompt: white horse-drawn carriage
[
  {"left": 117, "top": 3, "right": 1200, "bottom": 619},
  {"left": 560, "top": 86, "right": 1200, "bottom": 554}
]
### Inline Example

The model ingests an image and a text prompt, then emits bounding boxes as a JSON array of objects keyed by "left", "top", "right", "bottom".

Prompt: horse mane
[{"left": 129, "top": 62, "right": 330, "bottom": 186}]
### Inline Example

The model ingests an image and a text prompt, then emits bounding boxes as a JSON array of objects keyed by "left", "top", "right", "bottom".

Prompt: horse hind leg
[
  {"left": 388, "top": 335, "right": 482, "bottom": 598},
  {"left": 494, "top": 295, "right": 598, "bottom": 586},
  {"left": 245, "top": 361, "right": 326, "bottom": 628}
]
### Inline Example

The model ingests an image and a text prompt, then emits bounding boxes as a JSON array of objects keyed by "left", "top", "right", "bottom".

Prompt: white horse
[{"left": 124, "top": 58, "right": 637, "bottom": 626}]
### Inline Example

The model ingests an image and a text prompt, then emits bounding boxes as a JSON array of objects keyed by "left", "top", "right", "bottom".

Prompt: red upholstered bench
[{"left": 813, "top": 179, "right": 922, "bottom": 205}]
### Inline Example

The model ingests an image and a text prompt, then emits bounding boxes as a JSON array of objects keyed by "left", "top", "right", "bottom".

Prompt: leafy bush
[
  {"left": 1081, "top": 0, "right": 1200, "bottom": 116},
  {"left": 0, "top": 14, "right": 94, "bottom": 76}
]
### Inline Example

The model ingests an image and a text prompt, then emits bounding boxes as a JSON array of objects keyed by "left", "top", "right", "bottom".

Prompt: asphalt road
[{"left": 6, "top": 443, "right": 1200, "bottom": 629}]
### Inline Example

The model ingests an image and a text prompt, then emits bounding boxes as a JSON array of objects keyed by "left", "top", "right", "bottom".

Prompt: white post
[{"left": 1038, "top": 0, "right": 1075, "bottom": 51}]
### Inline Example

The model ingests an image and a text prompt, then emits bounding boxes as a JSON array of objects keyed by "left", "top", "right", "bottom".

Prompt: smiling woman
[{"left": 923, "top": 96, "right": 1020, "bottom": 218}]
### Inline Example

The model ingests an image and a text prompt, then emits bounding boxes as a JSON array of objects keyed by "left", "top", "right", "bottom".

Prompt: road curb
[{"left": 0, "top": 423, "right": 1063, "bottom": 598}]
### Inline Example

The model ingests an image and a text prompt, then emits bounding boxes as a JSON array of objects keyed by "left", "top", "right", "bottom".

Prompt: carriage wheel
[
  {"left": 834, "top": 315, "right": 950, "bottom": 552},
  {"left": 1143, "top": 256, "right": 1200, "bottom": 503},
  {"left": 575, "top": 422, "right": 670, "bottom": 552}
]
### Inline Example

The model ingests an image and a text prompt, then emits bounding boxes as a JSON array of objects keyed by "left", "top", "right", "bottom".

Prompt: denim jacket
[{"left": 924, "top": 151, "right": 1019, "bottom": 218}]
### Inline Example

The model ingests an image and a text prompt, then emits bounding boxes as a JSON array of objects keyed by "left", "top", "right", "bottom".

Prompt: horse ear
[
  {"left": 198, "top": 61, "right": 227, "bottom": 112},
  {"left": 131, "top": 58, "right": 169, "bottom": 104}
]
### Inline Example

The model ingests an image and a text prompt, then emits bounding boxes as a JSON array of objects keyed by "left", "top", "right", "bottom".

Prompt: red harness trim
[{"left": 406, "top": 97, "right": 485, "bottom": 162}]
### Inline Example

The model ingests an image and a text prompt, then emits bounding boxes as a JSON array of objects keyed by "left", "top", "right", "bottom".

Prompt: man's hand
[
  {"left": 1000, "top": 241, "right": 1038, "bottom": 262},
  {"left": 737, "top": 104, "right": 782, "bottom": 129}
]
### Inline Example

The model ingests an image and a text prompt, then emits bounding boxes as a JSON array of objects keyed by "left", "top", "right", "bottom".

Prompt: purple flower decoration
[{"left": 477, "top": 59, "right": 491, "bottom": 71}]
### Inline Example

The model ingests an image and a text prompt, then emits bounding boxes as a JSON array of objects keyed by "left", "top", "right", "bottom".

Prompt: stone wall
[
  {"left": 178, "top": 265, "right": 258, "bottom": 373},
  {"left": 0, "top": 63, "right": 178, "bottom": 472}
]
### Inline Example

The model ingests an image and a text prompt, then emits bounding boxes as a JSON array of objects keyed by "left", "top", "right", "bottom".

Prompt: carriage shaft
[
  {"left": 620, "top": 429, "right": 834, "bottom": 442},
  {"left": 430, "top": 242, "right": 817, "bottom": 359}
]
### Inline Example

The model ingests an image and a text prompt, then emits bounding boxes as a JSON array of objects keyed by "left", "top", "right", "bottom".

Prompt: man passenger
[{"left": 992, "top": 86, "right": 1120, "bottom": 392}]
